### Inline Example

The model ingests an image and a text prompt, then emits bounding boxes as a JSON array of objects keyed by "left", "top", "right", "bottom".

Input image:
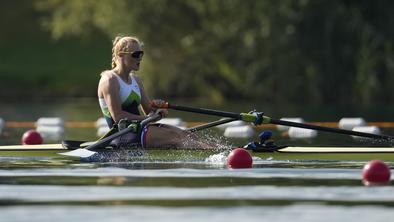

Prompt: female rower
[{"left": 97, "top": 35, "right": 210, "bottom": 149}]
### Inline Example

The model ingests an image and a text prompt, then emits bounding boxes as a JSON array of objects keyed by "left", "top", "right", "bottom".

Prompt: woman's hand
[
  {"left": 150, "top": 99, "right": 167, "bottom": 109},
  {"left": 150, "top": 99, "right": 168, "bottom": 118},
  {"left": 155, "top": 108, "right": 168, "bottom": 118}
]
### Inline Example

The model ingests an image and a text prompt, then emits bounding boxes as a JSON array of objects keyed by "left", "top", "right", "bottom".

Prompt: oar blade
[{"left": 58, "top": 148, "right": 98, "bottom": 158}]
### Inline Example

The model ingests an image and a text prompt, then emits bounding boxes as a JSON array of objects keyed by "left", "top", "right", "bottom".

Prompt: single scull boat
[
  {"left": 1, "top": 142, "right": 394, "bottom": 162},
  {"left": 1, "top": 103, "right": 394, "bottom": 162}
]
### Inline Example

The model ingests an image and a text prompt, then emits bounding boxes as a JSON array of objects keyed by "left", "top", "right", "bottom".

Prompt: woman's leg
[{"left": 143, "top": 124, "right": 213, "bottom": 149}]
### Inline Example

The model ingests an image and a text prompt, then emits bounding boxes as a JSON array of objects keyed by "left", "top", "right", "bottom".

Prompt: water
[
  {"left": 0, "top": 156, "right": 394, "bottom": 222},
  {"left": 1, "top": 100, "right": 394, "bottom": 221}
]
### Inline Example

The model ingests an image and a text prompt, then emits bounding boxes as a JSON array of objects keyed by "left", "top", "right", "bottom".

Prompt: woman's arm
[{"left": 134, "top": 75, "right": 168, "bottom": 117}]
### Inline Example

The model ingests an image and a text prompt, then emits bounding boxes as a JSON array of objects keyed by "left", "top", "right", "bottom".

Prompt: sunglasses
[{"left": 119, "top": 50, "right": 144, "bottom": 59}]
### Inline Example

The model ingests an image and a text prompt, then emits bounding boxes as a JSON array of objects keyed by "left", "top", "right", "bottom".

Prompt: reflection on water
[
  {"left": 2, "top": 205, "right": 394, "bottom": 222},
  {"left": 1, "top": 160, "right": 394, "bottom": 222},
  {"left": 0, "top": 157, "right": 394, "bottom": 221}
]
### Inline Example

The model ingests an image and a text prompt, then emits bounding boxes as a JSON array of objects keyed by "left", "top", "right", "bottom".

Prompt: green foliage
[{"left": 2, "top": 0, "right": 394, "bottom": 109}]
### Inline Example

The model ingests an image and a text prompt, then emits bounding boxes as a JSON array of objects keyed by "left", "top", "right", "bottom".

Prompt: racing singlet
[{"left": 98, "top": 73, "right": 142, "bottom": 128}]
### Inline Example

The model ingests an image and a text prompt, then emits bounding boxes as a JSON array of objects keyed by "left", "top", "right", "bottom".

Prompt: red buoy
[
  {"left": 362, "top": 160, "right": 391, "bottom": 186},
  {"left": 21, "top": 129, "right": 43, "bottom": 145},
  {"left": 227, "top": 148, "right": 253, "bottom": 169}
]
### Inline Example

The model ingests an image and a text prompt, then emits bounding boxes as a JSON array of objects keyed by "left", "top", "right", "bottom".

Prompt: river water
[
  {"left": 1, "top": 100, "right": 394, "bottom": 221},
  {"left": 0, "top": 156, "right": 394, "bottom": 222}
]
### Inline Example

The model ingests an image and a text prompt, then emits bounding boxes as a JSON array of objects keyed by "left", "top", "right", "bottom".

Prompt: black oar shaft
[
  {"left": 186, "top": 118, "right": 236, "bottom": 132},
  {"left": 169, "top": 104, "right": 241, "bottom": 119},
  {"left": 270, "top": 118, "right": 392, "bottom": 140},
  {"left": 163, "top": 103, "right": 394, "bottom": 141}
]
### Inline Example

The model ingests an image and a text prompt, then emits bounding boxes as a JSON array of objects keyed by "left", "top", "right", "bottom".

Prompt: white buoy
[
  {"left": 288, "top": 127, "right": 318, "bottom": 139},
  {"left": 223, "top": 125, "right": 254, "bottom": 138},
  {"left": 277, "top": 118, "right": 305, "bottom": 131},
  {"left": 97, "top": 125, "right": 110, "bottom": 137},
  {"left": 36, "top": 117, "right": 65, "bottom": 141},
  {"left": 157, "top": 118, "right": 186, "bottom": 129},
  {"left": 95, "top": 117, "right": 111, "bottom": 137},
  {"left": 352, "top": 126, "right": 381, "bottom": 140},
  {"left": 216, "top": 119, "right": 245, "bottom": 130},
  {"left": 36, "top": 117, "right": 64, "bottom": 127},
  {"left": 95, "top": 117, "right": 108, "bottom": 128},
  {"left": 0, "top": 118, "right": 4, "bottom": 134},
  {"left": 339, "top": 117, "right": 366, "bottom": 130},
  {"left": 36, "top": 125, "right": 65, "bottom": 141}
]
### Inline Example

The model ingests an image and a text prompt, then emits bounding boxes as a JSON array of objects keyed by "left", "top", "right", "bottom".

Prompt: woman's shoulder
[
  {"left": 100, "top": 70, "right": 115, "bottom": 77},
  {"left": 99, "top": 70, "right": 120, "bottom": 88},
  {"left": 100, "top": 70, "right": 118, "bottom": 81}
]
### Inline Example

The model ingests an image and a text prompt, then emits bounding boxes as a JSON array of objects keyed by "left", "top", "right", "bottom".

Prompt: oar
[
  {"left": 186, "top": 118, "right": 236, "bottom": 132},
  {"left": 153, "top": 102, "right": 394, "bottom": 141},
  {"left": 61, "top": 118, "right": 236, "bottom": 150},
  {"left": 62, "top": 140, "right": 95, "bottom": 149},
  {"left": 62, "top": 126, "right": 119, "bottom": 149},
  {"left": 59, "top": 113, "right": 161, "bottom": 158}
]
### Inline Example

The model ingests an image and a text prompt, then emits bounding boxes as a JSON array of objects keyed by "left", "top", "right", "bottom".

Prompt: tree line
[{"left": 1, "top": 0, "right": 394, "bottom": 109}]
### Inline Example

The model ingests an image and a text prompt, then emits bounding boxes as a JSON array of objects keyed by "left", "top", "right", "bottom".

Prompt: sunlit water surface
[{"left": 1, "top": 155, "right": 394, "bottom": 222}]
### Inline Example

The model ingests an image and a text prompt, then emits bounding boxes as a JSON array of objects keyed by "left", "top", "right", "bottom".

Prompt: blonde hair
[{"left": 111, "top": 35, "right": 142, "bottom": 69}]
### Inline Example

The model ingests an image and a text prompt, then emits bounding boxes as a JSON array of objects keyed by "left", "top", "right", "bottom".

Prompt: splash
[
  {"left": 190, "top": 130, "right": 234, "bottom": 151},
  {"left": 85, "top": 147, "right": 146, "bottom": 162},
  {"left": 82, "top": 130, "right": 237, "bottom": 163},
  {"left": 204, "top": 151, "right": 229, "bottom": 165}
]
